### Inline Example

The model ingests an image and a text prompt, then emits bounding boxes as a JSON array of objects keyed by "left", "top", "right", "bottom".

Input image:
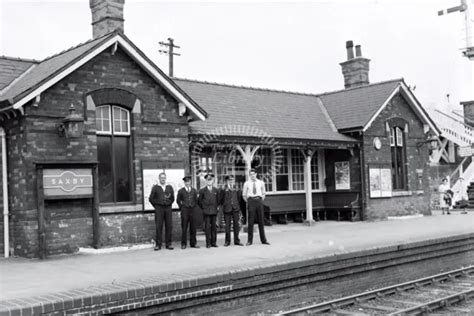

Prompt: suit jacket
[
  {"left": 177, "top": 187, "right": 198, "bottom": 209},
  {"left": 219, "top": 185, "right": 243, "bottom": 213},
  {"left": 198, "top": 186, "right": 219, "bottom": 215},
  {"left": 149, "top": 184, "right": 174, "bottom": 208}
]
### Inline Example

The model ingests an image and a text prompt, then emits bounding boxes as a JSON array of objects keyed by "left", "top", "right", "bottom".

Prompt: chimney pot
[
  {"left": 346, "top": 40, "right": 354, "bottom": 60},
  {"left": 355, "top": 45, "right": 362, "bottom": 57}
]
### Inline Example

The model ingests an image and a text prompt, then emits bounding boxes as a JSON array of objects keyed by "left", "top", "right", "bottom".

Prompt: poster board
[
  {"left": 335, "top": 161, "right": 350, "bottom": 190},
  {"left": 369, "top": 167, "right": 392, "bottom": 198},
  {"left": 143, "top": 168, "right": 185, "bottom": 210}
]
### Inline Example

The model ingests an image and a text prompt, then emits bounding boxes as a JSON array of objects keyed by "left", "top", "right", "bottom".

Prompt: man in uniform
[
  {"left": 219, "top": 175, "right": 244, "bottom": 246},
  {"left": 198, "top": 173, "right": 219, "bottom": 248},
  {"left": 149, "top": 172, "right": 175, "bottom": 250},
  {"left": 243, "top": 169, "right": 270, "bottom": 246},
  {"left": 176, "top": 176, "right": 199, "bottom": 249}
]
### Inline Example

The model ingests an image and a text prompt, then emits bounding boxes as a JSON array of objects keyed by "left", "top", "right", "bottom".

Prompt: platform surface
[{"left": 1, "top": 211, "right": 473, "bottom": 302}]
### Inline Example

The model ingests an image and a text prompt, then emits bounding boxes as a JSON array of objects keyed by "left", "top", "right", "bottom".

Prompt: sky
[{"left": 0, "top": 0, "right": 473, "bottom": 112}]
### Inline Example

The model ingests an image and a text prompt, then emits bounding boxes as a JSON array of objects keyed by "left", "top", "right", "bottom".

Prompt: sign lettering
[{"left": 43, "top": 169, "right": 93, "bottom": 198}]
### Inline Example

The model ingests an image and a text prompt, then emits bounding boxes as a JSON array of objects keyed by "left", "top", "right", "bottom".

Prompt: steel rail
[
  {"left": 388, "top": 288, "right": 474, "bottom": 315},
  {"left": 278, "top": 265, "right": 474, "bottom": 315}
]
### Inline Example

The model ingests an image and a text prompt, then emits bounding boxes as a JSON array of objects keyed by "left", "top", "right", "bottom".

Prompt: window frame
[
  {"left": 390, "top": 126, "right": 408, "bottom": 191},
  {"left": 96, "top": 104, "right": 133, "bottom": 204},
  {"left": 267, "top": 148, "right": 326, "bottom": 195}
]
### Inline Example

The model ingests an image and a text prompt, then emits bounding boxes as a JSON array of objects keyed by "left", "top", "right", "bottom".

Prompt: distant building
[{"left": 0, "top": 0, "right": 439, "bottom": 258}]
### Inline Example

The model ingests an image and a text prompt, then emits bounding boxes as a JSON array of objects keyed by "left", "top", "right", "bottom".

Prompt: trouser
[
  {"left": 203, "top": 214, "right": 217, "bottom": 246},
  {"left": 181, "top": 207, "right": 197, "bottom": 246},
  {"left": 155, "top": 205, "right": 172, "bottom": 247},
  {"left": 247, "top": 198, "right": 267, "bottom": 244},
  {"left": 224, "top": 210, "right": 240, "bottom": 244}
]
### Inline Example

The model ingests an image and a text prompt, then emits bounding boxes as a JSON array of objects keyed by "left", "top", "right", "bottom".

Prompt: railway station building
[{"left": 0, "top": 0, "right": 439, "bottom": 258}]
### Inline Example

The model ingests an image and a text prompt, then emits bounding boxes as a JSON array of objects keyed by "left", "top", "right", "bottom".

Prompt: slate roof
[
  {"left": 174, "top": 79, "right": 357, "bottom": 143},
  {"left": 0, "top": 32, "right": 207, "bottom": 119},
  {"left": 0, "top": 35, "right": 110, "bottom": 104},
  {"left": 318, "top": 79, "right": 402, "bottom": 130},
  {"left": 0, "top": 57, "right": 38, "bottom": 91}
]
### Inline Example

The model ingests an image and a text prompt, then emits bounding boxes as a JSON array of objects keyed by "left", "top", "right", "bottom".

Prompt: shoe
[
  {"left": 262, "top": 241, "right": 271, "bottom": 245},
  {"left": 181, "top": 245, "right": 186, "bottom": 249},
  {"left": 206, "top": 245, "right": 211, "bottom": 248},
  {"left": 246, "top": 242, "right": 252, "bottom": 246},
  {"left": 447, "top": 212, "right": 451, "bottom": 215},
  {"left": 190, "top": 245, "right": 200, "bottom": 248},
  {"left": 234, "top": 242, "right": 244, "bottom": 246},
  {"left": 154, "top": 246, "right": 161, "bottom": 251},
  {"left": 211, "top": 244, "right": 218, "bottom": 248},
  {"left": 224, "top": 242, "right": 230, "bottom": 247},
  {"left": 166, "top": 245, "right": 174, "bottom": 250}
]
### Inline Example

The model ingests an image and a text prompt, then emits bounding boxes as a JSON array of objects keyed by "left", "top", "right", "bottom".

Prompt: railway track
[{"left": 278, "top": 266, "right": 474, "bottom": 315}]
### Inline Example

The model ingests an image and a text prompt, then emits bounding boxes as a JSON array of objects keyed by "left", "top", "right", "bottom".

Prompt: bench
[
  {"left": 264, "top": 193, "right": 307, "bottom": 224},
  {"left": 264, "top": 192, "right": 361, "bottom": 223},
  {"left": 320, "top": 192, "right": 360, "bottom": 221}
]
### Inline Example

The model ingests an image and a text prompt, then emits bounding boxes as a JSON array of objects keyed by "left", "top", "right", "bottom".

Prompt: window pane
[
  {"left": 311, "top": 153, "right": 320, "bottom": 190},
  {"left": 396, "top": 127, "right": 403, "bottom": 147},
  {"left": 113, "top": 107, "right": 122, "bottom": 133},
  {"left": 291, "top": 149, "right": 305, "bottom": 191},
  {"left": 252, "top": 148, "right": 273, "bottom": 191},
  {"left": 121, "top": 119, "right": 128, "bottom": 134},
  {"left": 276, "top": 149, "right": 289, "bottom": 191},
  {"left": 96, "top": 106, "right": 111, "bottom": 133},
  {"left": 396, "top": 147, "right": 405, "bottom": 189},
  {"left": 114, "top": 137, "right": 132, "bottom": 202},
  {"left": 276, "top": 175, "right": 289, "bottom": 191},
  {"left": 390, "top": 128, "right": 395, "bottom": 146},
  {"left": 112, "top": 107, "right": 130, "bottom": 134},
  {"left": 98, "top": 136, "right": 113, "bottom": 203}
]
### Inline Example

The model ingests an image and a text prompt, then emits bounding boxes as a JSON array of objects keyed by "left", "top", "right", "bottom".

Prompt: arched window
[
  {"left": 390, "top": 126, "right": 407, "bottom": 190},
  {"left": 96, "top": 105, "right": 132, "bottom": 203}
]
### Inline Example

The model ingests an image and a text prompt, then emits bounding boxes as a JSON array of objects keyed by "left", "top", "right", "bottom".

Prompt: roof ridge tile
[
  {"left": 174, "top": 77, "right": 404, "bottom": 98},
  {"left": 0, "top": 56, "right": 40, "bottom": 63},
  {"left": 40, "top": 32, "right": 115, "bottom": 63}
]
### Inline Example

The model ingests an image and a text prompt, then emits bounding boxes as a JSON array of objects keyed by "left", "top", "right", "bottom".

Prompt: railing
[
  {"left": 450, "top": 156, "right": 474, "bottom": 202},
  {"left": 431, "top": 109, "right": 473, "bottom": 146}
]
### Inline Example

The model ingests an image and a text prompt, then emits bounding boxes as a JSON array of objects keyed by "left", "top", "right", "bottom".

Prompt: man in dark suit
[
  {"left": 176, "top": 176, "right": 199, "bottom": 249},
  {"left": 198, "top": 173, "right": 219, "bottom": 248},
  {"left": 149, "top": 172, "right": 175, "bottom": 250},
  {"left": 219, "top": 175, "right": 244, "bottom": 247}
]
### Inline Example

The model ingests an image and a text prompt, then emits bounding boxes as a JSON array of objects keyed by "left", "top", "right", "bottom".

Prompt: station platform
[{"left": 0, "top": 211, "right": 473, "bottom": 315}]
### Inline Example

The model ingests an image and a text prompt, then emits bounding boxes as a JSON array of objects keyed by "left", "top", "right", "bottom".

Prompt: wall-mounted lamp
[
  {"left": 58, "top": 104, "right": 84, "bottom": 138},
  {"left": 416, "top": 134, "right": 439, "bottom": 151}
]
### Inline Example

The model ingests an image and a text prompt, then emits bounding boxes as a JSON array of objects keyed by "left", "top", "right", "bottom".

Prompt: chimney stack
[
  {"left": 90, "top": 0, "right": 125, "bottom": 39},
  {"left": 340, "top": 40, "right": 370, "bottom": 89}
]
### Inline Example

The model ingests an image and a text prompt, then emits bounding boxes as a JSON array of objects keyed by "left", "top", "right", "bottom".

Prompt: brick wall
[
  {"left": 6, "top": 47, "right": 190, "bottom": 257},
  {"left": 99, "top": 211, "right": 184, "bottom": 246},
  {"left": 363, "top": 93, "right": 432, "bottom": 219}
]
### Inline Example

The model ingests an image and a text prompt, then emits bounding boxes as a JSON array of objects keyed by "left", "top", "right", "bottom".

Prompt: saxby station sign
[{"left": 43, "top": 169, "right": 93, "bottom": 198}]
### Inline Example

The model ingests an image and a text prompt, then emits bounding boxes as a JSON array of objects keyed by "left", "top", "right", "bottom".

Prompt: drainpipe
[
  {"left": 359, "top": 134, "right": 366, "bottom": 221},
  {"left": 1, "top": 127, "right": 9, "bottom": 258}
]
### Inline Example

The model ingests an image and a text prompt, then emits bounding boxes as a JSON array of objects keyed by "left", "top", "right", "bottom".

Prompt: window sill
[
  {"left": 100, "top": 204, "right": 143, "bottom": 214},
  {"left": 391, "top": 191, "right": 412, "bottom": 197},
  {"left": 266, "top": 190, "right": 326, "bottom": 196}
]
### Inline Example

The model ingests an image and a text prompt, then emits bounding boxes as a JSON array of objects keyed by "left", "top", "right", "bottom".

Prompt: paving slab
[{"left": 0, "top": 211, "right": 473, "bottom": 301}]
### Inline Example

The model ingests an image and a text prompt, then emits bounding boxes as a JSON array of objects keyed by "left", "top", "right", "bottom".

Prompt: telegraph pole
[
  {"left": 159, "top": 38, "right": 181, "bottom": 77},
  {"left": 438, "top": 0, "right": 474, "bottom": 60}
]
